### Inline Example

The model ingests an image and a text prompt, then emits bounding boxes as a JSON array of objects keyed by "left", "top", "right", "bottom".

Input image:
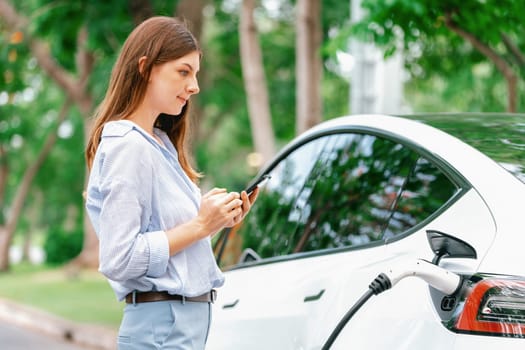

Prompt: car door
[{"left": 207, "top": 129, "right": 475, "bottom": 349}]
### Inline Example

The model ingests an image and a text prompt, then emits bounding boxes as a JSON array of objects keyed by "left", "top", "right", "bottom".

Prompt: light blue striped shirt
[{"left": 86, "top": 120, "right": 224, "bottom": 301}]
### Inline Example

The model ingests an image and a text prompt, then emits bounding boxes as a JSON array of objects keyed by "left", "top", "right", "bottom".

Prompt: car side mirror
[{"left": 426, "top": 229, "right": 477, "bottom": 265}]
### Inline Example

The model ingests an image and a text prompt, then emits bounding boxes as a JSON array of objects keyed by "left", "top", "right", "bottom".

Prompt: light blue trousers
[{"left": 117, "top": 300, "right": 212, "bottom": 350}]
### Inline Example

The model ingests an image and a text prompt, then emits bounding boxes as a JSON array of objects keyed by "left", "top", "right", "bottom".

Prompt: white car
[{"left": 207, "top": 114, "right": 525, "bottom": 349}]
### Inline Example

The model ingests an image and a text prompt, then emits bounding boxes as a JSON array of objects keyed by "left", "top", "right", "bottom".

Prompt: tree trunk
[
  {"left": 0, "top": 145, "right": 7, "bottom": 225},
  {"left": 176, "top": 0, "right": 206, "bottom": 42},
  {"left": 69, "top": 212, "right": 99, "bottom": 269},
  {"left": 295, "top": 0, "right": 323, "bottom": 135},
  {"left": 175, "top": 0, "right": 208, "bottom": 164},
  {"left": 0, "top": 100, "right": 72, "bottom": 271},
  {"left": 501, "top": 33, "right": 525, "bottom": 68},
  {"left": 70, "top": 116, "right": 99, "bottom": 269},
  {"left": 0, "top": 1, "right": 91, "bottom": 108},
  {"left": 0, "top": 228, "right": 9, "bottom": 271},
  {"left": 239, "top": 0, "right": 276, "bottom": 166},
  {"left": 128, "top": 0, "right": 154, "bottom": 25},
  {"left": 0, "top": 1, "right": 99, "bottom": 268},
  {"left": 21, "top": 227, "right": 32, "bottom": 263},
  {"left": 21, "top": 190, "right": 42, "bottom": 262},
  {"left": 507, "top": 75, "right": 518, "bottom": 114}
]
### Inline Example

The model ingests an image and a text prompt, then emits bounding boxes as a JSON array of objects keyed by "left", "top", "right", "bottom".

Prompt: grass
[{"left": 0, "top": 263, "right": 123, "bottom": 329}]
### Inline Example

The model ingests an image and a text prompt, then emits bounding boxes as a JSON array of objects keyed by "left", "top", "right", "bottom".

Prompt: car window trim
[{"left": 222, "top": 125, "right": 473, "bottom": 270}]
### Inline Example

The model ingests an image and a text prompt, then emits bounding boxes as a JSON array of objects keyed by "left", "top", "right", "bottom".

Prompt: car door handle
[
  {"left": 304, "top": 289, "right": 325, "bottom": 302},
  {"left": 222, "top": 299, "right": 239, "bottom": 309}
]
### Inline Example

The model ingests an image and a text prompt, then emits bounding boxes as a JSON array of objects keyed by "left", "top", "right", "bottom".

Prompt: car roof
[
  {"left": 402, "top": 113, "right": 525, "bottom": 181},
  {"left": 289, "top": 114, "right": 525, "bottom": 236},
  {"left": 304, "top": 113, "right": 525, "bottom": 185}
]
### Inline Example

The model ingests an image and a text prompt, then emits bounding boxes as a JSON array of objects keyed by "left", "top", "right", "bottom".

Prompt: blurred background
[{"left": 0, "top": 0, "right": 524, "bottom": 339}]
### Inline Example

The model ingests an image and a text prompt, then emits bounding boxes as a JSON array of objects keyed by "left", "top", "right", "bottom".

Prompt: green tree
[
  {"left": 351, "top": 0, "right": 525, "bottom": 112},
  {"left": 0, "top": 79, "right": 73, "bottom": 270},
  {"left": 0, "top": 0, "right": 353, "bottom": 271},
  {"left": 198, "top": 0, "right": 350, "bottom": 189},
  {"left": 0, "top": 0, "right": 208, "bottom": 270}
]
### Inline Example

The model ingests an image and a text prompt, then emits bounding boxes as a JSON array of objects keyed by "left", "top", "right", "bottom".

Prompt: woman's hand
[
  {"left": 198, "top": 186, "right": 260, "bottom": 234},
  {"left": 197, "top": 188, "right": 243, "bottom": 236},
  {"left": 166, "top": 187, "right": 259, "bottom": 255}
]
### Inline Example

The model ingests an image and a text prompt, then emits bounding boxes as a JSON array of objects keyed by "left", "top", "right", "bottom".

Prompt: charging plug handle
[
  {"left": 383, "top": 259, "right": 462, "bottom": 295},
  {"left": 321, "top": 259, "right": 462, "bottom": 349}
]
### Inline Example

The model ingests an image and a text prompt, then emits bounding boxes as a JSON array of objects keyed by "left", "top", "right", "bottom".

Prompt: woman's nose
[{"left": 187, "top": 78, "right": 200, "bottom": 95}]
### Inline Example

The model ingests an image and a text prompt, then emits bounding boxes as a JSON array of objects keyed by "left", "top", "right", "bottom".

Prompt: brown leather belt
[{"left": 125, "top": 290, "right": 217, "bottom": 304}]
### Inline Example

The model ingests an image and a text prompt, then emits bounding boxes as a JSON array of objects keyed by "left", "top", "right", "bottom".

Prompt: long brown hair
[{"left": 85, "top": 16, "right": 201, "bottom": 182}]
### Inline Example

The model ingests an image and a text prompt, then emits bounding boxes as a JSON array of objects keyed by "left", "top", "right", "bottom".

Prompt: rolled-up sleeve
[
  {"left": 92, "top": 132, "right": 170, "bottom": 282},
  {"left": 144, "top": 230, "right": 169, "bottom": 277}
]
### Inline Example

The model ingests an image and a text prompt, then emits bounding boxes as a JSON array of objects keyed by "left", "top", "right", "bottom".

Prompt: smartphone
[{"left": 244, "top": 174, "right": 271, "bottom": 195}]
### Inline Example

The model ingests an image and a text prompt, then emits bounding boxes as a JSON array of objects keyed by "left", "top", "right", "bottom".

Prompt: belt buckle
[{"left": 210, "top": 289, "right": 217, "bottom": 303}]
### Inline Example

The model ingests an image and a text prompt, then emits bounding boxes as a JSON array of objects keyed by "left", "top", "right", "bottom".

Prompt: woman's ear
[{"left": 138, "top": 56, "right": 148, "bottom": 76}]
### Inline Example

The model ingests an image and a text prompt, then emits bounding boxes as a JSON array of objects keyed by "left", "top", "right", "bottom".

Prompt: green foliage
[
  {"left": 43, "top": 227, "right": 83, "bottom": 265},
  {"left": 197, "top": 0, "right": 350, "bottom": 190},
  {"left": 3, "top": 0, "right": 352, "bottom": 218},
  {"left": 0, "top": 31, "right": 30, "bottom": 92},
  {"left": 4, "top": 0, "right": 522, "bottom": 271},
  {"left": 0, "top": 65, "right": 85, "bottom": 249},
  {"left": 337, "top": 0, "right": 525, "bottom": 112},
  {"left": 195, "top": 2, "right": 252, "bottom": 188},
  {"left": 36, "top": 109, "right": 85, "bottom": 228},
  {"left": 323, "top": 69, "right": 349, "bottom": 118}
]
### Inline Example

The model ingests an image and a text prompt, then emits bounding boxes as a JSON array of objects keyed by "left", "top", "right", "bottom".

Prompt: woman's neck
[
  {"left": 126, "top": 111, "right": 166, "bottom": 147},
  {"left": 126, "top": 107, "right": 157, "bottom": 136}
]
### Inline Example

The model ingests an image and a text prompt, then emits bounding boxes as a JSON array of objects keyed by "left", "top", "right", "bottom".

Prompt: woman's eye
[{"left": 179, "top": 70, "right": 189, "bottom": 77}]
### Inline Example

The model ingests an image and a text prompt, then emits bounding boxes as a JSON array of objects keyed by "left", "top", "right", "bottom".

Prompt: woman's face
[{"left": 144, "top": 51, "right": 200, "bottom": 116}]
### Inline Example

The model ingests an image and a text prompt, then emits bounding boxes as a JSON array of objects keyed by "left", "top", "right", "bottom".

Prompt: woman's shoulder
[
  {"left": 102, "top": 120, "right": 139, "bottom": 138},
  {"left": 102, "top": 120, "right": 152, "bottom": 145},
  {"left": 98, "top": 120, "right": 154, "bottom": 158},
  {"left": 94, "top": 122, "right": 155, "bottom": 172}
]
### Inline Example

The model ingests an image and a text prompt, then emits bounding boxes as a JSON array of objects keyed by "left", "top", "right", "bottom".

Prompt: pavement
[{"left": 0, "top": 297, "right": 118, "bottom": 350}]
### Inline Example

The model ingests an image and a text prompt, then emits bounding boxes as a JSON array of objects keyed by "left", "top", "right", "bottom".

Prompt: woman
[{"left": 85, "top": 16, "right": 257, "bottom": 349}]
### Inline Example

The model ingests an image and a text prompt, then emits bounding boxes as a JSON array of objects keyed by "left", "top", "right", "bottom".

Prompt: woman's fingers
[
  {"left": 224, "top": 194, "right": 242, "bottom": 211},
  {"left": 199, "top": 186, "right": 260, "bottom": 233},
  {"left": 199, "top": 190, "right": 241, "bottom": 232},
  {"left": 240, "top": 187, "right": 258, "bottom": 217},
  {"left": 204, "top": 187, "right": 227, "bottom": 198}
]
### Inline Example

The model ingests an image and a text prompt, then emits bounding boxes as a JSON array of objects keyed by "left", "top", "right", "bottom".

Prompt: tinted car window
[
  {"left": 237, "top": 132, "right": 459, "bottom": 261},
  {"left": 383, "top": 157, "right": 458, "bottom": 238}
]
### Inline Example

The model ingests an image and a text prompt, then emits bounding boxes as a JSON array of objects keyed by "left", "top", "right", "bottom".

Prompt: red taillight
[{"left": 454, "top": 278, "right": 525, "bottom": 337}]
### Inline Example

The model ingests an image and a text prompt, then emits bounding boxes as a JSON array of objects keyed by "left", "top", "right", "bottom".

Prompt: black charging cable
[{"left": 321, "top": 273, "right": 392, "bottom": 350}]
